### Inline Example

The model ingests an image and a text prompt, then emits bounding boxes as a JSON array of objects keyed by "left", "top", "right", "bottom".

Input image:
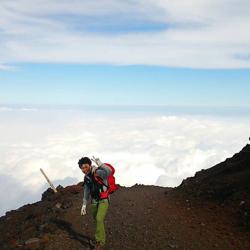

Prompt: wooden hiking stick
[{"left": 40, "top": 168, "right": 57, "bottom": 193}]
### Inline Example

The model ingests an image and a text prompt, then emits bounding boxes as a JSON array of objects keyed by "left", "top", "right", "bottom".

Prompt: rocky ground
[{"left": 0, "top": 144, "right": 250, "bottom": 250}]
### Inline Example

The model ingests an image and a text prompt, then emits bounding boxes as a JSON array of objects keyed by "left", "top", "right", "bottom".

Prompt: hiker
[{"left": 78, "top": 156, "right": 112, "bottom": 249}]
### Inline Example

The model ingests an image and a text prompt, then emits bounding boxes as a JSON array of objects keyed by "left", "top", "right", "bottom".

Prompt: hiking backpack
[{"left": 94, "top": 163, "right": 118, "bottom": 199}]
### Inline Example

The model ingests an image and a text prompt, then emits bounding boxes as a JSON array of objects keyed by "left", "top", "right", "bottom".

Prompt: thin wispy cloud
[{"left": 1, "top": 0, "right": 250, "bottom": 69}]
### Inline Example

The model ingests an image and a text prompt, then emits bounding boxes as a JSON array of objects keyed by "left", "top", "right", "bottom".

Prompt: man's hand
[
  {"left": 81, "top": 204, "right": 87, "bottom": 216},
  {"left": 91, "top": 156, "right": 103, "bottom": 167}
]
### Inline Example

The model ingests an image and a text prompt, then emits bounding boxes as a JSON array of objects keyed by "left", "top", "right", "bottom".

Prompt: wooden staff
[{"left": 40, "top": 168, "right": 57, "bottom": 193}]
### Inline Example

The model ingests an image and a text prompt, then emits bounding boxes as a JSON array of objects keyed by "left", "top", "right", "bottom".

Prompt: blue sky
[
  {"left": 1, "top": 0, "right": 250, "bottom": 106},
  {"left": 1, "top": 63, "right": 250, "bottom": 106}
]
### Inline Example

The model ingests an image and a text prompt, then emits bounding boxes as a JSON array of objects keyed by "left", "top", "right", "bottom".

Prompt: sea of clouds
[{"left": 0, "top": 105, "right": 250, "bottom": 216}]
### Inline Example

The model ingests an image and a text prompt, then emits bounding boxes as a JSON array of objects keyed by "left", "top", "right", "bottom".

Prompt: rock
[
  {"left": 56, "top": 185, "right": 64, "bottom": 191},
  {"left": 41, "top": 234, "right": 50, "bottom": 243},
  {"left": 61, "top": 200, "right": 73, "bottom": 209},
  {"left": 240, "top": 201, "right": 245, "bottom": 206},
  {"left": 41, "top": 188, "right": 55, "bottom": 201},
  {"left": 39, "top": 223, "right": 49, "bottom": 232},
  {"left": 24, "top": 237, "right": 41, "bottom": 249},
  {"left": 25, "top": 238, "right": 40, "bottom": 244},
  {"left": 55, "top": 202, "right": 62, "bottom": 209},
  {"left": 39, "top": 222, "right": 57, "bottom": 233},
  {"left": 168, "top": 243, "right": 178, "bottom": 249},
  {"left": 64, "top": 184, "right": 83, "bottom": 194}
]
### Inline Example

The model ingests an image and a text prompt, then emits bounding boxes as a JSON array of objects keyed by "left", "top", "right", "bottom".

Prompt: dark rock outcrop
[{"left": 178, "top": 144, "right": 250, "bottom": 228}]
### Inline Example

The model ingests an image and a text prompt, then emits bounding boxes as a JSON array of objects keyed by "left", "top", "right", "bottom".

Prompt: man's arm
[
  {"left": 97, "top": 163, "right": 112, "bottom": 179},
  {"left": 81, "top": 181, "right": 90, "bottom": 216},
  {"left": 83, "top": 182, "right": 90, "bottom": 205},
  {"left": 92, "top": 157, "right": 112, "bottom": 177}
]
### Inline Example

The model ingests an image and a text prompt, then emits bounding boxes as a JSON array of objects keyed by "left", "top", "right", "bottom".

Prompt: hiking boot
[{"left": 94, "top": 241, "right": 103, "bottom": 250}]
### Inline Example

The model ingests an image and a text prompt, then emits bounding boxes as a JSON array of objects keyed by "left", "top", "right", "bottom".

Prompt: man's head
[{"left": 78, "top": 157, "right": 92, "bottom": 175}]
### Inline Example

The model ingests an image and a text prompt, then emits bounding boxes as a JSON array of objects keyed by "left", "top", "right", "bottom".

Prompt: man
[{"left": 78, "top": 156, "right": 112, "bottom": 250}]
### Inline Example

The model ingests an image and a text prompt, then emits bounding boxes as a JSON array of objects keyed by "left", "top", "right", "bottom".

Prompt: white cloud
[
  {"left": 0, "top": 106, "right": 249, "bottom": 216},
  {"left": 0, "top": 63, "right": 17, "bottom": 71},
  {"left": 0, "top": 174, "right": 46, "bottom": 216},
  {"left": 0, "top": 0, "right": 250, "bottom": 69}
]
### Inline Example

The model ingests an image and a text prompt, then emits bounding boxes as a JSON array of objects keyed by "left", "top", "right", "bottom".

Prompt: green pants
[{"left": 91, "top": 199, "right": 109, "bottom": 246}]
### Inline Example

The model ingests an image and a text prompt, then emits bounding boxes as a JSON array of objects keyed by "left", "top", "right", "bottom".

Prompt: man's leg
[
  {"left": 95, "top": 199, "right": 109, "bottom": 246},
  {"left": 91, "top": 202, "right": 98, "bottom": 222}
]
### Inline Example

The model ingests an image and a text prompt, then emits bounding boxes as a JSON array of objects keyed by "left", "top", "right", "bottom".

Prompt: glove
[
  {"left": 91, "top": 156, "right": 103, "bottom": 167},
  {"left": 81, "top": 204, "right": 86, "bottom": 216}
]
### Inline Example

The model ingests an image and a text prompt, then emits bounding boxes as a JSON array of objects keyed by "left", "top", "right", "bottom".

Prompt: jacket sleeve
[{"left": 83, "top": 182, "right": 90, "bottom": 205}]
